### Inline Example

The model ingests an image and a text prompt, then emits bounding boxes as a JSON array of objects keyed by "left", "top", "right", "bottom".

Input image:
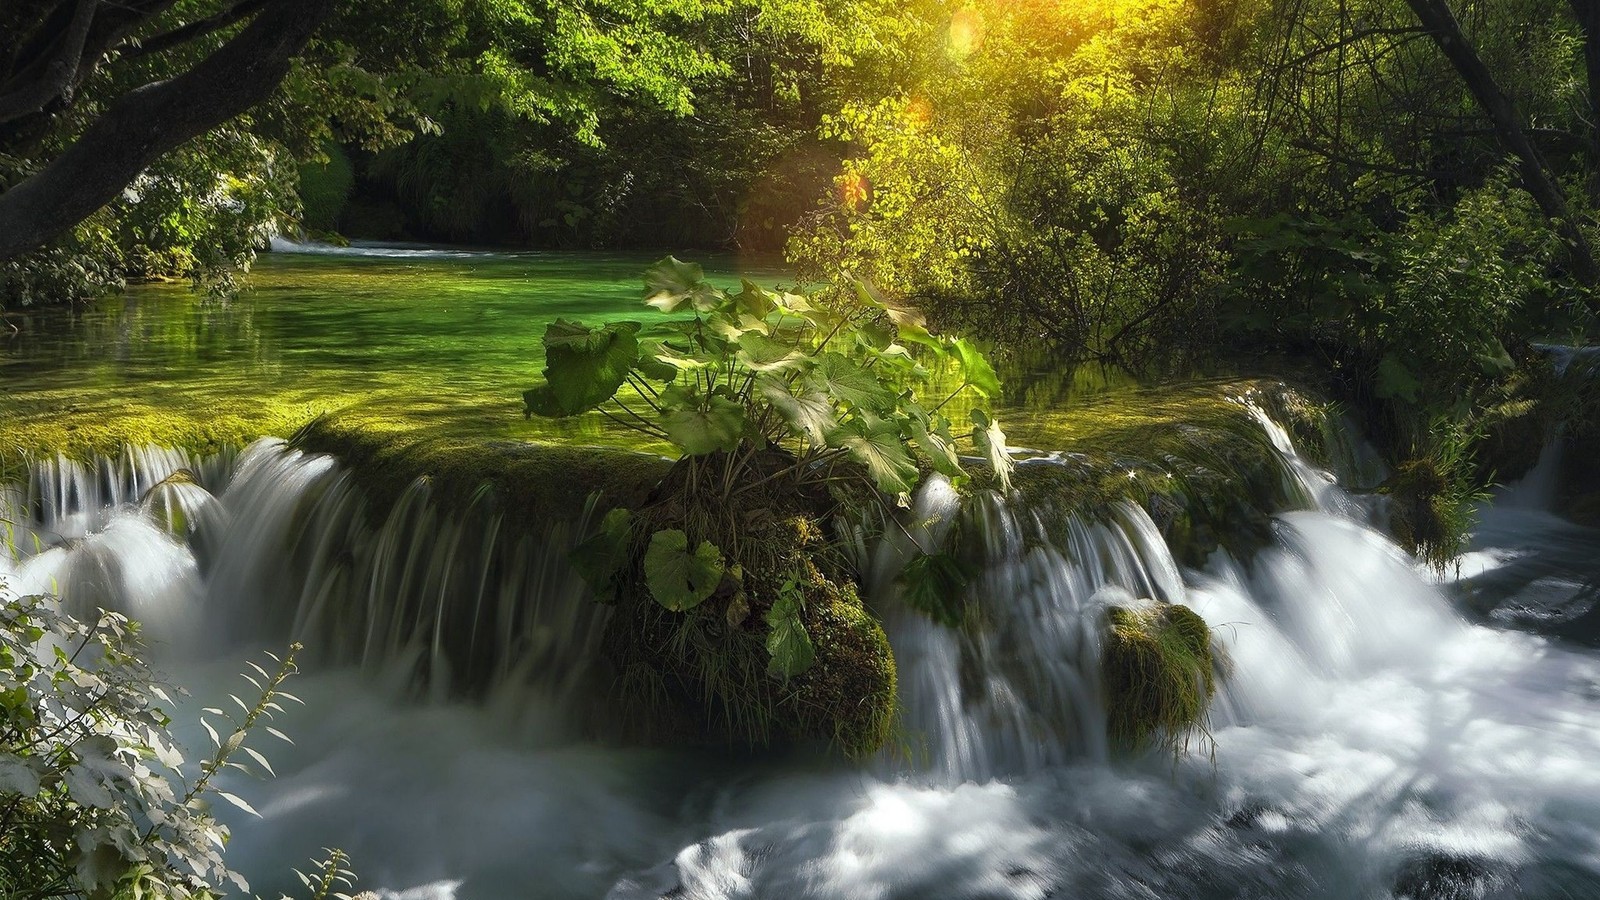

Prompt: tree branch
[
  {"left": 0, "top": 0, "right": 98, "bottom": 125},
  {"left": 1404, "top": 0, "right": 1600, "bottom": 288},
  {"left": 117, "top": 0, "right": 272, "bottom": 61},
  {"left": 0, "top": 0, "right": 337, "bottom": 262}
]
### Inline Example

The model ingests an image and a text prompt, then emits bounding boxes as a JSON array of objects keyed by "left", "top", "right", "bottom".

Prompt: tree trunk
[
  {"left": 0, "top": 0, "right": 335, "bottom": 263},
  {"left": 1405, "top": 0, "right": 1600, "bottom": 288},
  {"left": 1568, "top": 0, "right": 1600, "bottom": 175}
]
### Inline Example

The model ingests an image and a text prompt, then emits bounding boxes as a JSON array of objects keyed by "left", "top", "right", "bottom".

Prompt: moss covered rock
[
  {"left": 598, "top": 449, "right": 898, "bottom": 758},
  {"left": 1101, "top": 602, "right": 1216, "bottom": 753},
  {"left": 1002, "top": 380, "right": 1319, "bottom": 565}
]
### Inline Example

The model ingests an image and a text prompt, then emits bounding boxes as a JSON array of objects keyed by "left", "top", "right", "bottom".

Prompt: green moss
[
  {"left": 1102, "top": 602, "right": 1216, "bottom": 754},
  {"left": 290, "top": 412, "right": 671, "bottom": 530},
  {"left": 785, "top": 572, "right": 897, "bottom": 757},
  {"left": 1001, "top": 380, "right": 1310, "bottom": 565},
  {"left": 601, "top": 461, "right": 899, "bottom": 758},
  {"left": 1, "top": 397, "right": 322, "bottom": 469}
]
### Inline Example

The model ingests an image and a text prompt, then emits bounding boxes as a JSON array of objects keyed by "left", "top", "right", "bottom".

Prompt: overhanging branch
[
  {"left": 117, "top": 0, "right": 272, "bottom": 62},
  {"left": 0, "top": 0, "right": 98, "bottom": 125},
  {"left": 0, "top": 0, "right": 337, "bottom": 262}
]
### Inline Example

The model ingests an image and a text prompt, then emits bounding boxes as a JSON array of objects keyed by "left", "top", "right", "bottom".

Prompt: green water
[
  {"left": 0, "top": 246, "right": 788, "bottom": 455},
  {"left": 1, "top": 243, "right": 1275, "bottom": 467}
]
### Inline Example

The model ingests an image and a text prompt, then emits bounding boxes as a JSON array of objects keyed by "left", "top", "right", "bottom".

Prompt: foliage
[
  {"left": 643, "top": 529, "right": 727, "bottom": 612},
  {"left": 524, "top": 256, "right": 1013, "bottom": 500},
  {"left": 0, "top": 585, "right": 309, "bottom": 899},
  {"left": 789, "top": 0, "right": 1249, "bottom": 367},
  {"left": 1383, "top": 417, "right": 1493, "bottom": 569},
  {"left": 1101, "top": 602, "right": 1216, "bottom": 755},
  {"left": 526, "top": 257, "right": 1010, "bottom": 686}
]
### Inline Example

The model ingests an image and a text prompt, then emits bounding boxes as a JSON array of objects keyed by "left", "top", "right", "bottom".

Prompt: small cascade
[
  {"left": 204, "top": 441, "right": 605, "bottom": 706},
  {"left": 870, "top": 385, "right": 1395, "bottom": 784},
  {"left": 880, "top": 491, "right": 1189, "bottom": 781},
  {"left": 2, "top": 439, "right": 608, "bottom": 714},
  {"left": 2, "top": 445, "right": 236, "bottom": 550}
]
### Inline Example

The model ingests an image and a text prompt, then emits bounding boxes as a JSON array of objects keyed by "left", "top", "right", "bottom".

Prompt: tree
[
  {"left": 1402, "top": 0, "right": 1600, "bottom": 287},
  {"left": 0, "top": 0, "right": 336, "bottom": 263}
]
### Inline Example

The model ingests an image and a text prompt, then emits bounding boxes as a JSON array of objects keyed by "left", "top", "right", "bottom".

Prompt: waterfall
[{"left": 3, "top": 389, "right": 1600, "bottom": 898}]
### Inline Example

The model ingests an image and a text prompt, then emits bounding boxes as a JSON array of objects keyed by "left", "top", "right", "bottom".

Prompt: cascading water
[{"left": 3, "top": 390, "right": 1600, "bottom": 899}]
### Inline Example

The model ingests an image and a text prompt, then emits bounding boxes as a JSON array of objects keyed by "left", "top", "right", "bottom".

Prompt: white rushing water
[{"left": 3, "top": 406, "right": 1600, "bottom": 899}]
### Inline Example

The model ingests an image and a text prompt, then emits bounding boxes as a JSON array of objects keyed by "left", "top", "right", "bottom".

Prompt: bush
[{"left": 0, "top": 585, "right": 345, "bottom": 899}]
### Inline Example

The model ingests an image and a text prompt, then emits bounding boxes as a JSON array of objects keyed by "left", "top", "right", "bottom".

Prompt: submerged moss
[
  {"left": 1102, "top": 602, "right": 1216, "bottom": 754},
  {"left": 290, "top": 412, "right": 671, "bottom": 530},
  {"left": 1003, "top": 379, "right": 1317, "bottom": 565}
]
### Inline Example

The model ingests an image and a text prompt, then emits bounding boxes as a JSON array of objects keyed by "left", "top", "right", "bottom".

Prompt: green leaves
[
  {"left": 524, "top": 320, "right": 640, "bottom": 418},
  {"left": 521, "top": 259, "right": 1013, "bottom": 504},
  {"left": 829, "top": 417, "right": 919, "bottom": 494},
  {"left": 1376, "top": 354, "right": 1422, "bottom": 403},
  {"left": 971, "top": 409, "right": 1014, "bottom": 490},
  {"left": 806, "top": 352, "right": 895, "bottom": 411},
  {"left": 953, "top": 338, "right": 1001, "bottom": 398},
  {"left": 644, "top": 256, "right": 722, "bottom": 313},
  {"left": 567, "top": 508, "right": 635, "bottom": 599},
  {"left": 660, "top": 394, "right": 746, "bottom": 455},
  {"left": 643, "top": 529, "right": 726, "bottom": 611},
  {"left": 765, "top": 578, "right": 816, "bottom": 679},
  {"left": 759, "top": 377, "right": 837, "bottom": 443},
  {"left": 899, "top": 552, "right": 976, "bottom": 627}
]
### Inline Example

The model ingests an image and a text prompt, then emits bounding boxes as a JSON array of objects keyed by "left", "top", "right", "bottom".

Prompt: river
[{"left": 3, "top": 244, "right": 1599, "bottom": 899}]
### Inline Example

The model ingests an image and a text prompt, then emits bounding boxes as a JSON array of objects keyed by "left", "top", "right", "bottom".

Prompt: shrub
[{"left": 0, "top": 585, "right": 331, "bottom": 899}]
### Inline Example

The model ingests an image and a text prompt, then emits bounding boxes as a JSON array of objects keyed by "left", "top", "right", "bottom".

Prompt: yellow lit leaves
[{"left": 948, "top": 7, "right": 983, "bottom": 60}]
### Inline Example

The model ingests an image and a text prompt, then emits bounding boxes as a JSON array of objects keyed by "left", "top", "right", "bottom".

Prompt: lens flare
[{"left": 948, "top": 7, "right": 983, "bottom": 59}]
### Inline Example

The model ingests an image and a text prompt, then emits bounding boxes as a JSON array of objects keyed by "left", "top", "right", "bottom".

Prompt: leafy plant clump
[
  {"left": 1100, "top": 602, "right": 1217, "bottom": 755},
  {"left": 526, "top": 257, "right": 1012, "bottom": 754},
  {"left": 0, "top": 586, "right": 355, "bottom": 899}
]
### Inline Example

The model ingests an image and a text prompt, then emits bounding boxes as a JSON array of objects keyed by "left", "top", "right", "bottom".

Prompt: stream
[{"left": 3, "top": 245, "right": 1599, "bottom": 899}]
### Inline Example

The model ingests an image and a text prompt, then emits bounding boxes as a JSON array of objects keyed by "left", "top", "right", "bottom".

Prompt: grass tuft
[{"left": 1101, "top": 602, "right": 1217, "bottom": 756}]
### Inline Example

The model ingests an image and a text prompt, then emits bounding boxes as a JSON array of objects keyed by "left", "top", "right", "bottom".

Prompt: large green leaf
[
  {"left": 643, "top": 341, "right": 710, "bottom": 373},
  {"left": 528, "top": 320, "right": 640, "bottom": 417},
  {"left": 567, "top": 508, "right": 634, "bottom": 599},
  {"left": 633, "top": 341, "right": 680, "bottom": 382},
  {"left": 710, "top": 312, "right": 771, "bottom": 343},
  {"left": 952, "top": 338, "right": 1001, "bottom": 398},
  {"left": 643, "top": 529, "right": 725, "bottom": 612},
  {"left": 898, "top": 551, "right": 976, "bottom": 627},
  {"left": 758, "top": 376, "right": 837, "bottom": 443},
  {"left": 734, "top": 280, "right": 778, "bottom": 319},
  {"left": 660, "top": 395, "right": 746, "bottom": 455},
  {"left": 806, "top": 352, "right": 895, "bottom": 411},
  {"left": 971, "top": 409, "right": 1014, "bottom": 490},
  {"left": 765, "top": 579, "right": 816, "bottom": 679},
  {"left": 895, "top": 318, "right": 947, "bottom": 355},
  {"left": 828, "top": 417, "right": 919, "bottom": 494},
  {"left": 737, "top": 332, "right": 809, "bottom": 373},
  {"left": 644, "top": 256, "right": 722, "bottom": 313},
  {"left": 908, "top": 413, "right": 964, "bottom": 478}
]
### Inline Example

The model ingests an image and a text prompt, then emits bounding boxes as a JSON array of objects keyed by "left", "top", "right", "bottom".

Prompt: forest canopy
[{"left": 2, "top": 0, "right": 1598, "bottom": 437}]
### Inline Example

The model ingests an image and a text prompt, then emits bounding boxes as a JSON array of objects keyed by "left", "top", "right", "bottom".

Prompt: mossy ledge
[
  {"left": 1002, "top": 379, "right": 1331, "bottom": 566},
  {"left": 1101, "top": 602, "right": 1218, "bottom": 754},
  {"left": 289, "top": 413, "right": 671, "bottom": 531},
  {"left": 292, "top": 418, "right": 898, "bottom": 758}
]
